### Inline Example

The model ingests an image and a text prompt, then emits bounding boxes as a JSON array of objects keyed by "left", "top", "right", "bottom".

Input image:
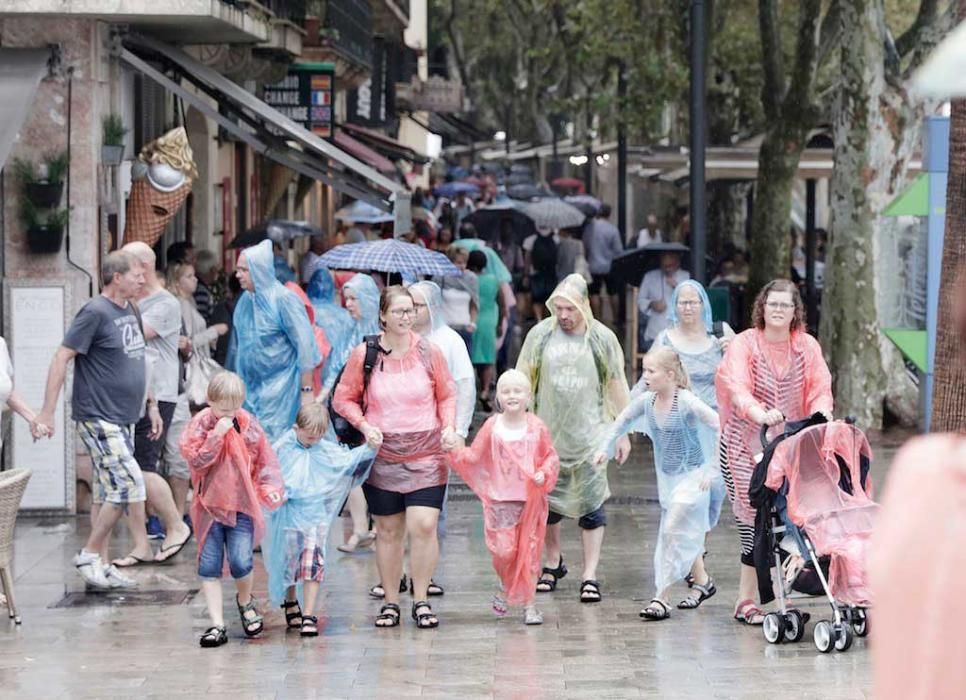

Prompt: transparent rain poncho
[
  {"left": 180, "top": 407, "right": 284, "bottom": 567},
  {"left": 516, "top": 274, "right": 630, "bottom": 518},
  {"left": 410, "top": 280, "right": 476, "bottom": 437},
  {"left": 449, "top": 414, "right": 560, "bottom": 605},
  {"left": 284, "top": 281, "right": 331, "bottom": 396},
  {"left": 306, "top": 264, "right": 354, "bottom": 388},
  {"left": 262, "top": 429, "right": 376, "bottom": 606},
  {"left": 227, "top": 240, "right": 322, "bottom": 441},
  {"left": 601, "top": 388, "right": 724, "bottom": 592},
  {"left": 333, "top": 330, "right": 456, "bottom": 492},
  {"left": 321, "top": 273, "right": 381, "bottom": 392}
]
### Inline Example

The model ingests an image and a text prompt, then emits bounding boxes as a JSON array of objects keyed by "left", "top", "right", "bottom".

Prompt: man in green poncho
[{"left": 516, "top": 274, "right": 631, "bottom": 603}]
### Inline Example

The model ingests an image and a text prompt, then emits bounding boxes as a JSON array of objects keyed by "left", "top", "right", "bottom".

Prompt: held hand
[
  {"left": 440, "top": 428, "right": 459, "bottom": 451},
  {"left": 315, "top": 386, "right": 331, "bottom": 404},
  {"left": 699, "top": 473, "right": 714, "bottom": 491},
  {"left": 213, "top": 416, "right": 235, "bottom": 437},
  {"left": 592, "top": 451, "right": 607, "bottom": 468},
  {"left": 212, "top": 323, "right": 229, "bottom": 337},
  {"left": 34, "top": 410, "right": 55, "bottom": 439},
  {"left": 718, "top": 336, "right": 732, "bottom": 353},
  {"left": 366, "top": 431, "right": 383, "bottom": 449},
  {"left": 532, "top": 471, "right": 546, "bottom": 486},
  {"left": 362, "top": 424, "right": 383, "bottom": 447},
  {"left": 147, "top": 405, "right": 164, "bottom": 441},
  {"left": 764, "top": 409, "right": 784, "bottom": 427},
  {"left": 178, "top": 336, "right": 192, "bottom": 353},
  {"left": 615, "top": 435, "right": 632, "bottom": 465},
  {"left": 267, "top": 491, "right": 282, "bottom": 505}
]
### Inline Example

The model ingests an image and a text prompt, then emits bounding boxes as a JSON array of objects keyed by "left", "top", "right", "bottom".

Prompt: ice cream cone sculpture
[{"left": 123, "top": 126, "right": 198, "bottom": 247}]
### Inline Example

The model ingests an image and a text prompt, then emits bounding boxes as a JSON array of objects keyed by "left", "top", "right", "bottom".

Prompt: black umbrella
[
  {"left": 229, "top": 220, "right": 324, "bottom": 249},
  {"left": 609, "top": 242, "right": 692, "bottom": 287},
  {"left": 463, "top": 204, "right": 537, "bottom": 244}
]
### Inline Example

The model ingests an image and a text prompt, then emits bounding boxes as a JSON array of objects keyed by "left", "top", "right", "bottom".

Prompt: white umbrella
[
  {"left": 520, "top": 198, "right": 587, "bottom": 230},
  {"left": 334, "top": 200, "right": 394, "bottom": 224}
]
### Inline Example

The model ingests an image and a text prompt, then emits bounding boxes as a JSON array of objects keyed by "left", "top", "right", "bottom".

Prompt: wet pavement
[{"left": 1, "top": 426, "right": 904, "bottom": 699}]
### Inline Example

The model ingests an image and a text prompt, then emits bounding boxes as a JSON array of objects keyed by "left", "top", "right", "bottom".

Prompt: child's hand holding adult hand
[
  {"left": 213, "top": 416, "right": 234, "bottom": 437},
  {"left": 592, "top": 451, "right": 607, "bottom": 469},
  {"left": 532, "top": 471, "right": 545, "bottom": 486},
  {"left": 268, "top": 491, "right": 282, "bottom": 504},
  {"left": 367, "top": 431, "right": 383, "bottom": 449}
]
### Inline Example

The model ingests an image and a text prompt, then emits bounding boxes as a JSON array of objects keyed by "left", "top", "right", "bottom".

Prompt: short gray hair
[
  {"left": 195, "top": 249, "right": 219, "bottom": 276},
  {"left": 101, "top": 250, "right": 138, "bottom": 287}
]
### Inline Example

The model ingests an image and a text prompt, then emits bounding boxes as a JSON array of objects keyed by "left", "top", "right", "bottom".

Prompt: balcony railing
[
  {"left": 263, "top": 0, "right": 307, "bottom": 26},
  {"left": 323, "top": 0, "right": 372, "bottom": 70}
]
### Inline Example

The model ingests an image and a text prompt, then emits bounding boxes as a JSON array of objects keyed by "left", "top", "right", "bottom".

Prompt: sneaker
[
  {"left": 74, "top": 549, "right": 110, "bottom": 589},
  {"left": 146, "top": 516, "right": 165, "bottom": 540},
  {"left": 524, "top": 606, "right": 544, "bottom": 625},
  {"left": 103, "top": 564, "right": 138, "bottom": 589}
]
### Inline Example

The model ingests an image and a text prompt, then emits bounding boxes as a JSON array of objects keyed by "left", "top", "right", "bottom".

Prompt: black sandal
[
  {"left": 300, "top": 614, "right": 319, "bottom": 637},
  {"left": 236, "top": 595, "right": 263, "bottom": 637},
  {"left": 411, "top": 600, "right": 439, "bottom": 629},
  {"left": 281, "top": 599, "right": 303, "bottom": 629},
  {"left": 535, "top": 556, "right": 568, "bottom": 593},
  {"left": 678, "top": 577, "right": 716, "bottom": 609},
  {"left": 374, "top": 603, "right": 400, "bottom": 628},
  {"left": 579, "top": 579, "right": 602, "bottom": 603},
  {"left": 199, "top": 625, "right": 228, "bottom": 647},
  {"left": 640, "top": 598, "right": 670, "bottom": 621},
  {"left": 369, "top": 574, "right": 408, "bottom": 600},
  {"left": 409, "top": 578, "right": 445, "bottom": 597}
]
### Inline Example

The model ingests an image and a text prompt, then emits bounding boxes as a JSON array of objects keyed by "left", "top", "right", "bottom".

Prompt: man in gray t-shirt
[
  {"left": 35, "top": 251, "right": 162, "bottom": 590},
  {"left": 583, "top": 204, "right": 624, "bottom": 322}
]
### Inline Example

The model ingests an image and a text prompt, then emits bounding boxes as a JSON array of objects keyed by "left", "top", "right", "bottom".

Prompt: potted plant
[
  {"left": 21, "top": 200, "right": 68, "bottom": 254},
  {"left": 102, "top": 114, "right": 127, "bottom": 166},
  {"left": 12, "top": 151, "right": 68, "bottom": 208}
]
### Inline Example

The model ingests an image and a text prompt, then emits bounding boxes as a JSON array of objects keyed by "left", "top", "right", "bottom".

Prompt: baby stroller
[{"left": 749, "top": 415, "right": 877, "bottom": 653}]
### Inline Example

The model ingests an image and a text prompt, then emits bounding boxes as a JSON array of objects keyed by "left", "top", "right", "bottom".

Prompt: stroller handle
[{"left": 759, "top": 412, "right": 844, "bottom": 449}]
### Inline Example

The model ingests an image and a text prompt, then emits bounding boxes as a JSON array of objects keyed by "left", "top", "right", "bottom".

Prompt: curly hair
[{"left": 751, "top": 279, "right": 804, "bottom": 331}]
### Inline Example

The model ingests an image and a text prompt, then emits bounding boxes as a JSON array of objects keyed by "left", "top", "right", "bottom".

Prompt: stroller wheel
[
  {"left": 783, "top": 610, "right": 806, "bottom": 643},
  {"left": 814, "top": 620, "right": 834, "bottom": 653},
  {"left": 852, "top": 608, "right": 869, "bottom": 638},
  {"left": 763, "top": 612, "right": 785, "bottom": 644},
  {"left": 834, "top": 623, "right": 854, "bottom": 652}
]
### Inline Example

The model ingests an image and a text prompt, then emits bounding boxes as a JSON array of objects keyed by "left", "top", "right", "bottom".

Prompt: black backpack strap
[
  {"left": 360, "top": 334, "right": 382, "bottom": 413},
  {"left": 712, "top": 321, "right": 724, "bottom": 338},
  {"left": 130, "top": 300, "right": 145, "bottom": 339}
]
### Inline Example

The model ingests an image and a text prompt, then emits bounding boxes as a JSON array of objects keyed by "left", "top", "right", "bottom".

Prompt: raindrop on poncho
[
  {"left": 262, "top": 429, "right": 375, "bottom": 606},
  {"left": 321, "top": 272, "right": 381, "bottom": 392},
  {"left": 180, "top": 407, "right": 285, "bottom": 568},
  {"left": 227, "top": 240, "right": 322, "bottom": 441},
  {"left": 516, "top": 273, "right": 630, "bottom": 518},
  {"left": 601, "top": 388, "right": 723, "bottom": 592},
  {"left": 449, "top": 414, "right": 559, "bottom": 605}
]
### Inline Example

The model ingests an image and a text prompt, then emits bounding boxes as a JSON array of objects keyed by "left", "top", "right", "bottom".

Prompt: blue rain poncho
[
  {"left": 262, "top": 429, "right": 375, "bottom": 606},
  {"left": 600, "top": 388, "right": 725, "bottom": 592},
  {"left": 321, "top": 273, "right": 381, "bottom": 392},
  {"left": 306, "top": 263, "right": 354, "bottom": 388},
  {"left": 228, "top": 240, "right": 322, "bottom": 441}
]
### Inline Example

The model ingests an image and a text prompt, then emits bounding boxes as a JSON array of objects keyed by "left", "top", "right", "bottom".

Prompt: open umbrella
[
  {"left": 318, "top": 238, "right": 461, "bottom": 277},
  {"left": 520, "top": 198, "right": 587, "bottom": 230},
  {"left": 552, "top": 177, "right": 586, "bottom": 194},
  {"left": 463, "top": 201, "right": 536, "bottom": 243},
  {"left": 564, "top": 194, "right": 602, "bottom": 217},
  {"left": 434, "top": 181, "right": 480, "bottom": 199},
  {"left": 609, "top": 242, "right": 692, "bottom": 287},
  {"left": 334, "top": 200, "right": 394, "bottom": 224},
  {"left": 507, "top": 183, "right": 553, "bottom": 200},
  {"left": 229, "top": 220, "right": 323, "bottom": 249}
]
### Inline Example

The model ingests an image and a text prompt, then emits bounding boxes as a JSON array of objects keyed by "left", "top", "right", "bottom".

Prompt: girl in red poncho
[
  {"left": 449, "top": 369, "right": 560, "bottom": 625},
  {"left": 180, "top": 371, "right": 284, "bottom": 648}
]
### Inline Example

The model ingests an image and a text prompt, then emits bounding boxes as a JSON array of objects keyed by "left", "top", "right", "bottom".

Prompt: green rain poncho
[{"left": 516, "top": 273, "right": 630, "bottom": 518}]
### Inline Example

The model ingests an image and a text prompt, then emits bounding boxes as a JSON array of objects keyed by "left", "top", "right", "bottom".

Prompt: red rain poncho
[
  {"left": 449, "top": 413, "right": 560, "bottom": 605},
  {"left": 333, "top": 330, "right": 456, "bottom": 492},
  {"left": 715, "top": 329, "right": 832, "bottom": 525},
  {"left": 180, "top": 407, "right": 284, "bottom": 561},
  {"left": 284, "top": 281, "right": 331, "bottom": 396}
]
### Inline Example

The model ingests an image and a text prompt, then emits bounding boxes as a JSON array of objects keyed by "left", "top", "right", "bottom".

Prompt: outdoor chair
[{"left": 0, "top": 468, "right": 31, "bottom": 624}]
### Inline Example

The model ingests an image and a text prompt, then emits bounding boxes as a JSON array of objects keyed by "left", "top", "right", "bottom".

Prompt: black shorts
[
  {"left": 589, "top": 273, "right": 619, "bottom": 296},
  {"left": 547, "top": 504, "right": 607, "bottom": 530},
  {"left": 363, "top": 483, "right": 447, "bottom": 516},
  {"left": 133, "top": 400, "right": 177, "bottom": 474}
]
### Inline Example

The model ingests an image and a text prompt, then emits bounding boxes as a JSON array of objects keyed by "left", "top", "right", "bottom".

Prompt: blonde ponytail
[{"left": 646, "top": 346, "right": 691, "bottom": 390}]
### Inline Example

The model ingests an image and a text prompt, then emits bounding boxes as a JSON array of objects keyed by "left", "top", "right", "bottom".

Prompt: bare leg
[
  {"left": 479, "top": 364, "right": 495, "bottom": 401},
  {"left": 235, "top": 571, "right": 254, "bottom": 606},
  {"left": 580, "top": 525, "right": 605, "bottom": 581},
  {"left": 167, "top": 476, "right": 190, "bottom": 519},
  {"left": 144, "top": 472, "right": 191, "bottom": 553},
  {"left": 589, "top": 294, "right": 602, "bottom": 320},
  {"left": 543, "top": 521, "right": 562, "bottom": 570},
  {"left": 201, "top": 579, "right": 224, "bottom": 627},
  {"left": 737, "top": 563, "right": 758, "bottom": 606},
  {"left": 372, "top": 513, "right": 406, "bottom": 608},
  {"left": 303, "top": 580, "right": 321, "bottom": 617},
  {"left": 344, "top": 486, "right": 370, "bottom": 542},
  {"left": 406, "top": 506, "right": 440, "bottom": 601}
]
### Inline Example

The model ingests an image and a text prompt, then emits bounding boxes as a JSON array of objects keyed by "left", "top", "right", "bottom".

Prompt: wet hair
[
  {"left": 207, "top": 371, "right": 246, "bottom": 406},
  {"left": 379, "top": 285, "right": 414, "bottom": 329},
  {"left": 101, "top": 250, "right": 139, "bottom": 287},
  {"left": 751, "top": 279, "right": 804, "bottom": 331},
  {"left": 644, "top": 346, "right": 690, "bottom": 390},
  {"left": 295, "top": 402, "right": 328, "bottom": 434},
  {"left": 165, "top": 262, "right": 194, "bottom": 296},
  {"left": 467, "top": 249, "right": 487, "bottom": 273}
]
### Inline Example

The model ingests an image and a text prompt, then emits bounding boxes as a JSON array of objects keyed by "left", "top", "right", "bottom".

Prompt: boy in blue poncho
[{"left": 263, "top": 403, "right": 381, "bottom": 637}]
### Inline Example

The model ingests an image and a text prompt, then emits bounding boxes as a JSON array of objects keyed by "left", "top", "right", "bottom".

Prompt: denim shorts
[{"left": 198, "top": 513, "right": 254, "bottom": 579}]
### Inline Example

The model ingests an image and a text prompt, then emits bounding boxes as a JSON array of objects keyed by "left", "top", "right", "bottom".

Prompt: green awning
[
  {"left": 882, "top": 328, "right": 928, "bottom": 372},
  {"left": 883, "top": 174, "right": 928, "bottom": 217}
]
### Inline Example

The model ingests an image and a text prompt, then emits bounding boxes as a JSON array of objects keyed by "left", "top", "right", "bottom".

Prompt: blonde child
[
  {"left": 448, "top": 369, "right": 560, "bottom": 625},
  {"left": 594, "top": 347, "right": 724, "bottom": 621},
  {"left": 180, "top": 371, "right": 284, "bottom": 647},
  {"left": 263, "top": 403, "right": 381, "bottom": 637}
]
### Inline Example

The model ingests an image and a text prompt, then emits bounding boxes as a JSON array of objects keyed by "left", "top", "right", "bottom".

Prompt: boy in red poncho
[
  {"left": 180, "top": 371, "right": 284, "bottom": 648},
  {"left": 448, "top": 369, "right": 559, "bottom": 624}
]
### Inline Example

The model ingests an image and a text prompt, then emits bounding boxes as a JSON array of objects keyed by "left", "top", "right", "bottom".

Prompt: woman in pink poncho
[
  {"left": 333, "top": 285, "right": 457, "bottom": 630},
  {"left": 449, "top": 369, "right": 560, "bottom": 625},
  {"left": 714, "top": 279, "right": 832, "bottom": 624}
]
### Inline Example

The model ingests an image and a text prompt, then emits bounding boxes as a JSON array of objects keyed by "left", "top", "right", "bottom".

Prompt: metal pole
[
  {"left": 689, "top": 0, "right": 707, "bottom": 283},
  {"left": 617, "top": 61, "right": 628, "bottom": 245},
  {"left": 805, "top": 178, "right": 817, "bottom": 332}
]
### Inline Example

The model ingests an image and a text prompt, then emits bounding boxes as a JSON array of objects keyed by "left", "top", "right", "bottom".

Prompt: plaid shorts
[
  {"left": 77, "top": 419, "right": 146, "bottom": 505},
  {"left": 285, "top": 529, "right": 324, "bottom": 585}
]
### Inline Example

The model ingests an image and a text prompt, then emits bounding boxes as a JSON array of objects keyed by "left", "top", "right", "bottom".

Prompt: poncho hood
[
  {"left": 410, "top": 280, "right": 447, "bottom": 332},
  {"left": 546, "top": 273, "right": 595, "bottom": 332}
]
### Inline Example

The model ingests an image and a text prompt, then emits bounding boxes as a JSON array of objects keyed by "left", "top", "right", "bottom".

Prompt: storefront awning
[
  {"left": 118, "top": 33, "right": 410, "bottom": 230},
  {"left": 333, "top": 128, "right": 396, "bottom": 175},
  {"left": 340, "top": 122, "right": 430, "bottom": 164},
  {"left": 0, "top": 48, "right": 49, "bottom": 172}
]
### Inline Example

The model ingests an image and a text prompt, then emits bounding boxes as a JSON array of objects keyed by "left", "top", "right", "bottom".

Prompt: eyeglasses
[
  {"left": 388, "top": 308, "right": 416, "bottom": 318},
  {"left": 677, "top": 300, "right": 702, "bottom": 308},
  {"left": 765, "top": 302, "right": 795, "bottom": 311}
]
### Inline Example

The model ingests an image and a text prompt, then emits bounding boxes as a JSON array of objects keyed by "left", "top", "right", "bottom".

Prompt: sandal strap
[
  {"left": 580, "top": 579, "right": 601, "bottom": 592},
  {"left": 649, "top": 598, "right": 668, "bottom": 613},
  {"left": 380, "top": 603, "right": 400, "bottom": 614},
  {"left": 302, "top": 615, "right": 318, "bottom": 624},
  {"left": 691, "top": 578, "right": 714, "bottom": 596}
]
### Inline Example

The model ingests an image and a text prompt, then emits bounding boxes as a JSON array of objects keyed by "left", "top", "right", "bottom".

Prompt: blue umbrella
[
  {"left": 434, "top": 181, "right": 480, "bottom": 199},
  {"left": 318, "top": 238, "right": 461, "bottom": 276},
  {"left": 334, "top": 200, "right": 394, "bottom": 224}
]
